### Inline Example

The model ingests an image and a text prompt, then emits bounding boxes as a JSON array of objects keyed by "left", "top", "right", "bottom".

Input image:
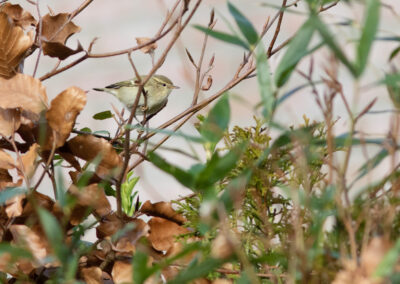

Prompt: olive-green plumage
[{"left": 93, "top": 75, "right": 179, "bottom": 115}]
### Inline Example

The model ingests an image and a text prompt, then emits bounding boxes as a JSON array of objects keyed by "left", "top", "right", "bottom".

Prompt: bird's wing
[{"left": 105, "top": 80, "right": 138, "bottom": 89}]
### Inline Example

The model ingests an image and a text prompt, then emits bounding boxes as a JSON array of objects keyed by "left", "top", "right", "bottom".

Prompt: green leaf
[
  {"left": 355, "top": 0, "right": 380, "bottom": 77},
  {"left": 121, "top": 171, "right": 140, "bottom": 216},
  {"left": 193, "top": 25, "right": 249, "bottom": 49},
  {"left": 0, "top": 187, "right": 27, "bottom": 205},
  {"left": 168, "top": 258, "right": 224, "bottom": 284},
  {"left": 148, "top": 152, "right": 195, "bottom": 189},
  {"left": 389, "top": 46, "right": 400, "bottom": 61},
  {"left": 228, "top": 1, "right": 258, "bottom": 45},
  {"left": 312, "top": 14, "right": 357, "bottom": 76},
  {"left": 200, "top": 94, "right": 230, "bottom": 148},
  {"left": 255, "top": 45, "right": 275, "bottom": 119},
  {"left": 355, "top": 148, "right": 388, "bottom": 182},
  {"left": 374, "top": 239, "right": 400, "bottom": 278},
  {"left": 92, "top": 110, "right": 113, "bottom": 120},
  {"left": 133, "top": 250, "right": 158, "bottom": 284},
  {"left": 275, "top": 18, "right": 315, "bottom": 87},
  {"left": 38, "top": 208, "right": 68, "bottom": 262},
  {"left": 0, "top": 243, "right": 32, "bottom": 259},
  {"left": 195, "top": 144, "right": 245, "bottom": 189}
]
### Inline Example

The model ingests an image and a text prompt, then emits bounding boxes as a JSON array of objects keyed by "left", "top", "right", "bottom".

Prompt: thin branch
[{"left": 267, "top": 0, "right": 287, "bottom": 57}]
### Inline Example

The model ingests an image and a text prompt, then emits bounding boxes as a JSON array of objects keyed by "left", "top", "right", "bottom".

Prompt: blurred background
[{"left": 7, "top": 0, "right": 400, "bottom": 204}]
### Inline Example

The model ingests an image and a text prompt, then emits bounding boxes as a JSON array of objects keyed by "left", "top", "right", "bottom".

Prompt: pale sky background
[{"left": 8, "top": 0, "right": 400, "bottom": 205}]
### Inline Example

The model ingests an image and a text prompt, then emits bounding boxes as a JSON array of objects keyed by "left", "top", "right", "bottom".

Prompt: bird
[{"left": 93, "top": 75, "right": 179, "bottom": 115}]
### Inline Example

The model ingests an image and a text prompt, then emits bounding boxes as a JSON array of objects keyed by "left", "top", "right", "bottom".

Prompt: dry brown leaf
[
  {"left": 40, "top": 13, "right": 81, "bottom": 60},
  {"left": 0, "top": 12, "right": 34, "bottom": 78},
  {"left": 9, "top": 225, "right": 48, "bottom": 268},
  {"left": 20, "top": 191, "right": 55, "bottom": 220},
  {"left": 0, "top": 149, "right": 16, "bottom": 170},
  {"left": 0, "top": 107, "right": 21, "bottom": 137},
  {"left": 20, "top": 143, "right": 38, "bottom": 178},
  {"left": 44, "top": 87, "right": 86, "bottom": 150},
  {"left": 69, "top": 183, "right": 111, "bottom": 225},
  {"left": 0, "top": 73, "right": 48, "bottom": 119},
  {"left": 211, "top": 233, "right": 233, "bottom": 259},
  {"left": 0, "top": 168, "right": 15, "bottom": 189},
  {"left": 0, "top": 252, "right": 18, "bottom": 275},
  {"left": 80, "top": 267, "right": 103, "bottom": 284},
  {"left": 140, "top": 200, "right": 186, "bottom": 225},
  {"left": 112, "top": 219, "right": 150, "bottom": 253},
  {"left": 112, "top": 261, "right": 132, "bottom": 284},
  {"left": 332, "top": 237, "right": 392, "bottom": 284},
  {"left": 42, "top": 41, "right": 84, "bottom": 60},
  {"left": 1, "top": 3, "right": 37, "bottom": 28},
  {"left": 5, "top": 194, "right": 25, "bottom": 218},
  {"left": 136, "top": 37, "right": 157, "bottom": 54},
  {"left": 96, "top": 213, "right": 123, "bottom": 239},
  {"left": 41, "top": 13, "right": 80, "bottom": 43},
  {"left": 148, "top": 217, "right": 189, "bottom": 252},
  {"left": 66, "top": 134, "right": 121, "bottom": 177}
]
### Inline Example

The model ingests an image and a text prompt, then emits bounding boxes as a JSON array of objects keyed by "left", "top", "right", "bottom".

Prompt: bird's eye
[{"left": 162, "top": 83, "right": 166, "bottom": 87}]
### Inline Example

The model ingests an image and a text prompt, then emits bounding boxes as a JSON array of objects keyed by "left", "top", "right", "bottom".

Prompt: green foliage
[{"left": 121, "top": 171, "right": 140, "bottom": 216}]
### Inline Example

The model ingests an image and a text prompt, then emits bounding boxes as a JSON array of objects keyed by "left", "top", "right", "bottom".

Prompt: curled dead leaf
[
  {"left": 0, "top": 107, "right": 21, "bottom": 137},
  {"left": 9, "top": 225, "right": 49, "bottom": 269},
  {"left": 20, "top": 143, "right": 38, "bottom": 178},
  {"left": 0, "top": 73, "right": 48, "bottom": 120},
  {"left": 211, "top": 233, "right": 234, "bottom": 259},
  {"left": 40, "top": 13, "right": 82, "bottom": 60},
  {"left": 112, "top": 261, "right": 132, "bottom": 284},
  {"left": 112, "top": 219, "right": 149, "bottom": 254},
  {"left": 5, "top": 194, "right": 25, "bottom": 218},
  {"left": 140, "top": 200, "right": 186, "bottom": 225},
  {"left": 41, "top": 13, "right": 80, "bottom": 43},
  {"left": 69, "top": 183, "right": 111, "bottom": 225},
  {"left": 136, "top": 37, "right": 157, "bottom": 54},
  {"left": 0, "top": 12, "right": 34, "bottom": 78},
  {"left": 44, "top": 87, "right": 86, "bottom": 150},
  {"left": 0, "top": 149, "right": 16, "bottom": 170},
  {"left": 148, "top": 217, "right": 189, "bottom": 252},
  {"left": 80, "top": 267, "right": 103, "bottom": 284},
  {"left": 66, "top": 135, "right": 121, "bottom": 178},
  {"left": 0, "top": 168, "right": 16, "bottom": 189},
  {"left": 0, "top": 3, "right": 37, "bottom": 28},
  {"left": 42, "top": 41, "right": 84, "bottom": 60}
]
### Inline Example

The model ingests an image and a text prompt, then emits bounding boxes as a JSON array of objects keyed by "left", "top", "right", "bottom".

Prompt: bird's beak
[{"left": 170, "top": 85, "right": 180, "bottom": 89}]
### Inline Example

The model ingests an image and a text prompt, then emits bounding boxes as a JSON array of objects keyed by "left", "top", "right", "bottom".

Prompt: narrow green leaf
[
  {"left": 355, "top": 148, "right": 388, "bottom": 182},
  {"left": 133, "top": 250, "right": 158, "bottom": 284},
  {"left": 312, "top": 15, "right": 357, "bottom": 76},
  {"left": 374, "top": 239, "right": 400, "bottom": 278},
  {"left": 0, "top": 243, "right": 32, "bottom": 259},
  {"left": 193, "top": 25, "right": 249, "bottom": 49},
  {"left": 0, "top": 187, "right": 27, "bottom": 205},
  {"left": 228, "top": 1, "right": 258, "bottom": 45},
  {"left": 168, "top": 258, "right": 224, "bottom": 284},
  {"left": 195, "top": 144, "right": 245, "bottom": 189},
  {"left": 38, "top": 208, "right": 68, "bottom": 262},
  {"left": 148, "top": 152, "right": 195, "bottom": 189},
  {"left": 92, "top": 110, "right": 113, "bottom": 120},
  {"left": 255, "top": 45, "right": 275, "bottom": 119},
  {"left": 200, "top": 94, "right": 230, "bottom": 146},
  {"left": 389, "top": 46, "right": 400, "bottom": 61},
  {"left": 356, "top": 0, "right": 380, "bottom": 76},
  {"left": 275, "top": 18, "right": 315, "bottom": 87}
]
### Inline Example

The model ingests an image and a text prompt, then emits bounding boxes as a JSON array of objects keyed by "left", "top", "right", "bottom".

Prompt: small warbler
[{"left": 93, "top": 75, "right": 179, "bottom": 115}]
